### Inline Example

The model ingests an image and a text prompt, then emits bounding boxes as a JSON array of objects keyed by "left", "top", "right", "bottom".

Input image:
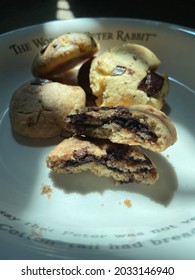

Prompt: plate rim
[{"left": 0, "top": 17, "right": 195, "bottom": 39}]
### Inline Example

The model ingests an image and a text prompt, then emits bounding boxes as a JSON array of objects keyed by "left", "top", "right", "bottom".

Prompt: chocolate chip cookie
[
  {"left": 9, "top": 78, "right": 86, "bottom": 138},
  {"left": 32, "top": 33, "right": 100, "bottom": 80},
  {"left": 46, "top": 136, "right": 159, "bottom": 184},
  {"left": 64, "top": 105, "right": 177, "bottom": 152},
  {"left": 90, "top": 43, "right": 169, "bottom": 109}
]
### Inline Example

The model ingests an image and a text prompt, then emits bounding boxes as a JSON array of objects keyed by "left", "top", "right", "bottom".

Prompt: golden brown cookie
[
  {"left": 64, "top": 105, "right": 177, "bottom": 152},
  {"left": 89, "top": 43, "right": 169, "bottom": 109},
  {"left": 46, "top": 136, "right": 159, "bottom": 184},
  {"left": 9, "top": 78, "right": 86, "bottom": 138},
  {"left": 31, "top": 33, "right": 100, "bottom": 80}
]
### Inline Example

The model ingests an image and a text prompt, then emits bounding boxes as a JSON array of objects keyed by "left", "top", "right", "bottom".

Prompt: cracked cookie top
[{"left": 9, "top": 79, "right": 86, "bottom": 138}]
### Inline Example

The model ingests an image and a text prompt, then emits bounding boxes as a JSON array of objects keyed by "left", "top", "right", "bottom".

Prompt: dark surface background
[{"left": 0, "top": 0, "right": 195, "bottom": 34}]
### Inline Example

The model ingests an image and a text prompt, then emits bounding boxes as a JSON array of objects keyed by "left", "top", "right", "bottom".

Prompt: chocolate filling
[
  {"left": 67, "top": 107, "right": 158, "bottom": 142},
  {"left": 49, "top": 142, "right": 154, "bottom": 177},
  {"left": 52, "top": 151, "right": 153, "bottom": 173}
]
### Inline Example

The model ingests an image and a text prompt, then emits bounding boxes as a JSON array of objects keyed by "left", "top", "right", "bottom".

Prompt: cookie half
[
  {"left": 46, "top": 136, "right": 159, "bottom": 184},
  {"left": 90, "top": 43, "right": 169, "bottom": 109},
  {"left": 9, "top": 79, "right": 86, "bottom": 138},
  {"left": 32, "top": 33, "right": 100, "bottom": 80},
  {"left": 64, "top": 105, "right": 177, "bottom": 152}
]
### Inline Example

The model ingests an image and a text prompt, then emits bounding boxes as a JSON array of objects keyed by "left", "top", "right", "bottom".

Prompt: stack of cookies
[{"left": 9, "top": 32, "right": 177, "bottom": 185}]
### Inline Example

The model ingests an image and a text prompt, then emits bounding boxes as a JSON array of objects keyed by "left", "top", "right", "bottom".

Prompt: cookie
[
  {"left": 64, "top": 105, "right": 177, "bottom": 152},
  {"left": 89, "top": 43, "right": 169, "bottom": 109},
  {"left": 9, "top": 78, "right": 86, "bottom": 138},
  {"left": 31, "top": 33, "right": 100, "bottom": 80},
  {"left": 46, "top": 136, "right": 159, "bottom": 184}
]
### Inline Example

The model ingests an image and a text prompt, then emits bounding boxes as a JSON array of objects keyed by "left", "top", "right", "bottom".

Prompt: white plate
[{"left": 0, "top": 18, "right": 195, "bottom": 260}]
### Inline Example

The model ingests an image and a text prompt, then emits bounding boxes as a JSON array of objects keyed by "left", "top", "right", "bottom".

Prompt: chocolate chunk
[
  {"left": 111, "top": 66, "right": 134, "bottom": 76},
  {"left": 138, "top": 70, "right": 164, "bottom": 97},
  {"left": 52, "top": 42, "right": 58, "bottom": 48},
  {"left": 111, "top": 66, "right": 126, "bottom": 76}
]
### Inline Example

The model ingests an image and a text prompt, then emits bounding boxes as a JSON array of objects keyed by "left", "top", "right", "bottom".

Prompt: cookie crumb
[
  {"left": 41, "top": 184, "right": 52, "bottom": 199},
  {"left": 124, "top": 199, "right": 132, "bottom": 208}
]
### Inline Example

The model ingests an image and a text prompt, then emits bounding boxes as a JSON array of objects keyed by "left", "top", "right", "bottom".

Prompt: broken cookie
[
  {"left": 46, "top": 136, "right": 159, "bottom": 184},
  {"left": 64, "top": 105, "right": 177, "bottom": 152}
]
